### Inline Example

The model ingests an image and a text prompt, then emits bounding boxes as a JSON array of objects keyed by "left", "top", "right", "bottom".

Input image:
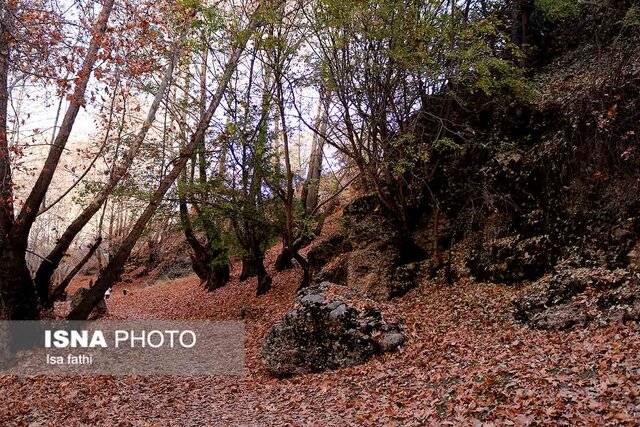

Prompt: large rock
[
  {"left": 342, "top": 195, "right": 425, "bottom": 300},
  {"left": 514, "top": 267, "right": 640, "bottom": 330},
  {"left": 261, "top": 282, "right": 405, "bottom": 376},
  {"left": 316, "top": 255, "right": 349, "bottom": 285}
]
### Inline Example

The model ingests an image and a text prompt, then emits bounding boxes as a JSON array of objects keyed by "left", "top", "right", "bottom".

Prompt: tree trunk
[
  {"left": 34, "top": 29, "right": 186, "bottom": 306},
  {"left": 273, "top": 53, "right": 296, "bottom": 272},
  {"left": 204, "top": 262, "right": 230, "bottom": 292},
  {"left": 177, "top": 57, "right": 230, "bottom": 292},
  {"left": 292, "top": 249, "right": 311, "bottom": 290},
  {"left": 256, "top": 269, "right": 272, "bottom": 296},
  {"left": 274, "top": 246, "right": 294, "bottom": 270},
  {"left": 240, "top": 256, "right": 261, "bottom": 281},
  {"left": 302, "top": 87, "right": 328, "bottom": 216},
  {"left": 179, "top": 188, "right": 230, "bottom": 290},
  {"left": 0, "top": 241, "right": 39, "bottom": 320},
  {"left": 50, "top": 237, "right": 102, "bottom": 304},
  {"left": 0, "top": 3, "right": 15, "bottom": 252},
  {"left": 66, "top": 8, "right": 264, "bottom": 320},
  {"left": 239, "top": 255, "right": 271, "bottom": 295}
]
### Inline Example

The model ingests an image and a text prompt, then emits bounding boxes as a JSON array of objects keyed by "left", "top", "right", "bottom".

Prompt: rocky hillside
[{"left": 258, "top": 0, "right": 640, "bottom": 377}]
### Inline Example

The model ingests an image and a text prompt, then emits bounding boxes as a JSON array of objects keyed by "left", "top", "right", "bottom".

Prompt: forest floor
[{"left": 1, "top": 238, "right": 639, "bottom": 425}]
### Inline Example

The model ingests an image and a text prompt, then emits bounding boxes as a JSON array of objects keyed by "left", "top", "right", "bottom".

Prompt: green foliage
[
  {"left": 433, "top": 137, "right": 464, "bottom": 153},
  {"left": 309, "top": 0, "right": 534, "bottom": 225},
  {"left": 535, "top": 0, "right": 580, "bottom": 21},
  {"left": 450, "top": 19, "right": 534, "bottom": 103},
  {"left": 190, "top": 4, "right": 224, "bottom": 32},
  {"left": 623, "top": 5, "right": 640, "bottom": 27}
]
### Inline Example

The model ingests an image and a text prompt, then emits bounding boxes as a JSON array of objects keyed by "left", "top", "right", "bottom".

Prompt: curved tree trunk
[
  {"left": 291, "top": 248, "right": 310, "bottom": 290},
  {"left": 179, "top": 191, "right": 230, "bottom": 291}
]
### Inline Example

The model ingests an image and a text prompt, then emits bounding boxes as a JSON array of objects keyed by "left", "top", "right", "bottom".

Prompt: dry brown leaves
[{"left": 2, "top": 235, "right": 639, "bottom": 426}]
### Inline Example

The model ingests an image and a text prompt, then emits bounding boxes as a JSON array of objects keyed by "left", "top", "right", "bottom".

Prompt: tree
[
  {"left": 305, "top": 0, "right": 528, "bottom": 234},
  {"left": 262, "top": 0, "right": 313, "bottom": 280},
  {"left": 177, "top": 64, "right": 231, "bottom": 291},
  {"left": 223, "top": 45, "right": 276, "bottom": 295}
]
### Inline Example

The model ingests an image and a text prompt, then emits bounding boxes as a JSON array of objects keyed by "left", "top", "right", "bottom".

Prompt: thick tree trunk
[
  {"left": 240, "top": 256, "right": 262, "bottom": 281},
  {"left": 208, "top": 263, "right": 230, "bottom": 291},
  {"left": 240, "top": 252, "right": 272, "bottom": 296},
  {"left": 66, "top": 10, "right": 263, "bottom": 320},
  {"left": 50, "top": 237, "right": 102, "bottom": 304},
  {"left": 179, "top": 191, "right": 229, "bottom": 291},
  {"left": 34, "top": 31, "right": 186, "bottom": 306},
  {"left": 274, "top": 246, "right": 294, "bottom": 271},
  {"left": 0, "top": 241, "right": 39, "bottom": 320},
  {"left": 0, "top": 6, "right": 35, "bottom": 320},
  {"left": 239, "top": 256, "right": 271, "bottom": 295},
  {"left": 256, "top": 269, "right": 272, "bottom": 296}
]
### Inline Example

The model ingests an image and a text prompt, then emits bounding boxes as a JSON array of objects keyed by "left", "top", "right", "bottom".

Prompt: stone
[
  {"left": 307, "top": 233, "right": 352, "bottom": 269},
  {"left": 300, "top": 294, "right": 325, "bottom": 305},
  {"left": 514, "top": 267, "right": 640, "bottom": 330},
  {"left": 326, "top": 301, "right": 343, "bottom": 310},
  {"left": 262, "top": 282, "right": 404, "bottom": 376},
  {"left": 329, "top": 304, "right": 347, "bottom": 319},
  {"left": 529, "top": 304, "right": 590, "bottom": 331},
  {"left": 69, "top": 287, "right": 108, "bottom": 319},
  {"left": 378, "top": 332, "right": 405, "bottom": 351},
  {"left": 627, "top": 243, "right": 640, "bottom": 272},
  {"left": 341, "top": 195, "right": 427, "bottom": 300},
  {"left": 316, "top": 256, "right": 348, "bottom": 285},
  {"left": 468, "top": 234, "right": 556, "bottom": 284}
]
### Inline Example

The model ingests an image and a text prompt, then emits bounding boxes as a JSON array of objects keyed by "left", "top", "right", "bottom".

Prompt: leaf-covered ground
[{"left": 1, "top": 243, "right": 639, "bottom": 426}]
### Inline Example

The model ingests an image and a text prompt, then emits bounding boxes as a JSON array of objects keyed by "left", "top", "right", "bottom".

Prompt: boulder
[
  {"left": 529, "top": 303, "right": 590, "bottom": 331},
  {"left": 316, "top": 255, "right": 349, "bottom": 285},
  {"left": 342, "top": 195, "right": 425, "bottom": 300},
  {"left": 261, "top": 282, "right": 405, "bottom": 376},
  {"left": 514, "top": 267, "right": 640, "bottom": 330}
]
